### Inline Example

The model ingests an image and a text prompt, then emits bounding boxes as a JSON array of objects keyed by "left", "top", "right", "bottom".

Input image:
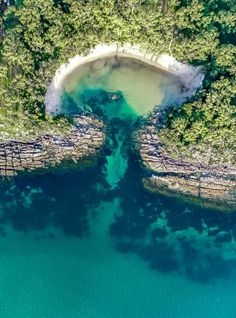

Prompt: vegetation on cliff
[
  {"left": 0, "top": 0, "right": 235, "bottom": 162},
  {"left": 159, "top": 76, "right": 236, "bottom": 165}
]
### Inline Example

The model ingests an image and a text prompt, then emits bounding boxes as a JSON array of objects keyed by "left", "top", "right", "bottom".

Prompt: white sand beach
[{"left": 45, "top": 44, "right": 204, "bottom": 114}]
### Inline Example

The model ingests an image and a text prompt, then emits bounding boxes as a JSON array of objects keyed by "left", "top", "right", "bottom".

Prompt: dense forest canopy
[{"left": 0, "top": 0, "right": 235, "bottom": 163}]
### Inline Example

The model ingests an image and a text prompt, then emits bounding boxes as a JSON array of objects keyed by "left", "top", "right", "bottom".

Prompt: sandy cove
[{"left": 45, "top": 43, "right": 204, "bottom": 115}]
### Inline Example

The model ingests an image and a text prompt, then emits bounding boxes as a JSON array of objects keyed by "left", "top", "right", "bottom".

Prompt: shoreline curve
[{"left": 45, "top": 43, "right": 204, "bottom": 115}]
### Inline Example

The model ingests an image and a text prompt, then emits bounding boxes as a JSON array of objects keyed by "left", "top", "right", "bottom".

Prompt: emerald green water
[
  {"left": 61, "top": 56, "right": 182, "bottom": 188},
  {"left": 61, "top": 56, "right": 182, "bottom": 117},
  {"left": 0, "top": 57, "right": 236, "bottom": 317}
]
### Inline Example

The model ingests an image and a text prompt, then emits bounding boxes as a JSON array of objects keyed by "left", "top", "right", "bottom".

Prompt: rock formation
[
  {"left": 134, "top": 121, "right": 236, "bottom": 209},
  {"left": 0, "top": 115, "right": 106, "bottom": 177}
]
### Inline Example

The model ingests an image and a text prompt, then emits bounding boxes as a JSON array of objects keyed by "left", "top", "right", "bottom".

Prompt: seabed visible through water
[{"left": 0, "top": 57, "right": 236, "bottom": 318}]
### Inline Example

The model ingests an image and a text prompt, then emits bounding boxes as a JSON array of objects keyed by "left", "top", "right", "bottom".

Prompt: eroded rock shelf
[
  {"left": 134, "top": 123, "right": 236, "bottom": 208},
  {"left": 0, "top": 115, "right": 106, "bottom": 176}
]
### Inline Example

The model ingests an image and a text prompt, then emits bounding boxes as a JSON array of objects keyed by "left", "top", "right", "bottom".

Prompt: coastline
[
  {"left": 133, "top": 119, "right": 236, "bottom": 210},
  {"left": 45, "top": 43, "right": 204, "bottom": 115},
  {"left": 0, "top": 115, "right": 106, "bottom": 177},
  {"left": 6, "top": 43, "right": 234, "bottom": 209}
]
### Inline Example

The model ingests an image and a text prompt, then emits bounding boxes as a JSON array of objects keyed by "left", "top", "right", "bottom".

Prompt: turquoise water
[
  {"left": 0, "top": 57, "right": 236, "bottom": 317},
  {"left": 61, "top": 56, "right": 182, "bottom": 116}
]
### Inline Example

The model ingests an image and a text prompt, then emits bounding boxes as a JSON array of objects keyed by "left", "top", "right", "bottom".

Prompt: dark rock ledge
[
  {"left": 0, "top": 115, "right": 106, "bottom": 177},
  {"left": 134, "top": 123, "right": 236, "bottom": 209}
]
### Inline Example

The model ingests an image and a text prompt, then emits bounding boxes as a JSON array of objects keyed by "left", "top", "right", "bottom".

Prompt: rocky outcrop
[
  {"left": 0, "top": 115, "right": 106, "bottom": 177},
  {"left": 134, "top": 123, "right": 236, "bottom": 209}
]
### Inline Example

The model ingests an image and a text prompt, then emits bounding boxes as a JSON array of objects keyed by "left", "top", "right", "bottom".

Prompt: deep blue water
[
  {"left": 0, "top": 59, "right": 236, "bottom": 317},
  {"left": 0, "top": 150, "right": 236, "bottom": 317}
]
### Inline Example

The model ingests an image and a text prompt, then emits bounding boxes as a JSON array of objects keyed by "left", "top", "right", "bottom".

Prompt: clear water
[
  {"left": 61, "top": 56, "right": 182, "bottom": 116},
  {"left": 0, "top": 57, "right": 236, "bottom": 318}
]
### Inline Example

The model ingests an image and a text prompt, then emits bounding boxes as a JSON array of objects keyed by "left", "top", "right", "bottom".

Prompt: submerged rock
[
  {"left": 133, "top": 119, "right": 236, "bottom": 210},
  {"left": 0, "top": 115, "right": 106, "bottom": 177}
]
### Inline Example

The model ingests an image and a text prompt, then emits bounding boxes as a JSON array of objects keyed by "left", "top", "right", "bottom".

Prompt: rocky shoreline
[
  {"left": 1, "top": 109, "right": 235, "bottom": 210},
  {"left": 134, "top": 122, "right": 236, "bottom": 209},
  {"left": 0, "top": 115, "right": 106, "bottom": 177}
]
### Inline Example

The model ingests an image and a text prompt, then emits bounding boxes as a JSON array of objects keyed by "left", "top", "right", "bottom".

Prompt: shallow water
[
  {"left": 0, "top": 57, "right": 236, "bottom": 318},
  {"left": 61, "top": 56, "right": 182, "bottom": 116}
]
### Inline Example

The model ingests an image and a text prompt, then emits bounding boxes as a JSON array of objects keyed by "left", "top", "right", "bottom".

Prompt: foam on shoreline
[{"left": 45, "top": 44, "right": 204, "bottom": 115}]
